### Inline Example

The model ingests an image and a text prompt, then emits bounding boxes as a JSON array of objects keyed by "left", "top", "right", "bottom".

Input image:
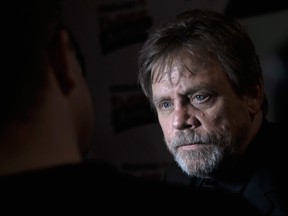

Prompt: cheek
[
  {"left": 207, "top": 102, "right": 249, "bottom": 130},
  {"left": 158, "top": 116, "right": 172, "bottom": 142},
  {"left": 200, "top": 107, "right": 224, "bottom": 127},
  {"left": 199, "top": 105, "right": 234, "bottom": 132}
]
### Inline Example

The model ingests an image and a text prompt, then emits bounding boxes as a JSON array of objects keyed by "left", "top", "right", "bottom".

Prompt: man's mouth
[{"left": 178, "top": 143, "right": 201, "bottom": 150}]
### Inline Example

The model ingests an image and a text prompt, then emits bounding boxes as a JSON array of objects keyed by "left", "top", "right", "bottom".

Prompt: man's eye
[
  {"left": 193, "top": 94, "right": 209, "bottom": 103},
  {"left": 160, "top": 101, "right": 172, "bottom": 109}
]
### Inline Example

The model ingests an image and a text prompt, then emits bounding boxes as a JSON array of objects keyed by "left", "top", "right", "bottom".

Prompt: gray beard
[
  {"left": 167, "top": 129, "right": 245, "bottom": 178},
  {"left": 175, "top": 144, "right": 223, "bottom": 178}
]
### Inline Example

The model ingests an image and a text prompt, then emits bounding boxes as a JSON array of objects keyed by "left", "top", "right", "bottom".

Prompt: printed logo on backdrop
[
  {"left": 110, "top": 84, "right": 157, "bottom": 133},
  {"left": 97, "top": 0, "right": 153, "bottom": 54}
]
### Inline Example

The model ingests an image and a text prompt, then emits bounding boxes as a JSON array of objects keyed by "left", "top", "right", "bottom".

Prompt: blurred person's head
[{"left": 0, "top": 0, "right": 94, "bottom": 175}]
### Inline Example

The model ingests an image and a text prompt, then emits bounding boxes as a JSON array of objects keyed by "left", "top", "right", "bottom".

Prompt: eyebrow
[
  {"left": 152, "top": 83, "right": 217, "bottom": 103},
  {"left": 152, "top": 96, "right": 170, "bottom": 105}
]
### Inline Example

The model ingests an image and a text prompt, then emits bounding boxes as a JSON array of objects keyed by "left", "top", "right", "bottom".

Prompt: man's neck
[{"left": 0, "top": 111, "right": 82, "bottom": 176}]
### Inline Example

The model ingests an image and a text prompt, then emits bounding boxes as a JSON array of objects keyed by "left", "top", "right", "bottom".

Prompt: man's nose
[{"left": 172, "top": 105, "right": 200, "bottom": 130}]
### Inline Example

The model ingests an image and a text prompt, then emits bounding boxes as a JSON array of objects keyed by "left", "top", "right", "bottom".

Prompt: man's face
[{"left": 152, "top": 60, "right": 253, "bottom": 178}]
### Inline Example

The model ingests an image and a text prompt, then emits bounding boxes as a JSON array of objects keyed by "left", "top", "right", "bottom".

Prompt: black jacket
[
  {"left": 1, "top": 160, "right": 259, "bottom": 215},
  {"left": 163, "top": 119, "right": 288, "bottom": 215}
]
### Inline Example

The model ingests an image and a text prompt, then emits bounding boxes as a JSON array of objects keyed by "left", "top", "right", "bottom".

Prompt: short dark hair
[
  {"left": 138, "top": 9, "right": 268, "bottom": 114},
  {"left": 1, "top": 0, "right": 85, "bottom": 132}
]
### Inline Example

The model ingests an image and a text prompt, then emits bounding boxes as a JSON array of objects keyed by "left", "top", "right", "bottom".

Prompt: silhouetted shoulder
[{"left": 0, "top": 160, "right": 261, "bottom": 215}]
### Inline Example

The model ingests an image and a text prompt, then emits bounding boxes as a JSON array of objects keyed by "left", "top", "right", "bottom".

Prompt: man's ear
[
  {"left": 245, "top": 82, "right": 264, "bottom": 115},
  {"left": 49, "top": 29, "right": 75, "bottom": 94}
]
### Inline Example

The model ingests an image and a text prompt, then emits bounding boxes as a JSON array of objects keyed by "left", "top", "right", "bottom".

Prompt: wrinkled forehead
[{"left": 151, "top": 49, "right": 218, "bottom": 84}]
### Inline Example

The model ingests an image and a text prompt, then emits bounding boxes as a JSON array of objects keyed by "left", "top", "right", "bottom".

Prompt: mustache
[{"left": 170, "top": 131, "right": 218, "bottom": 148}]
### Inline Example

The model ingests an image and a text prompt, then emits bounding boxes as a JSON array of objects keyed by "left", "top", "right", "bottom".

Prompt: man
[{"left": 138, "top": 9, "right": 288, "bottom": 215}]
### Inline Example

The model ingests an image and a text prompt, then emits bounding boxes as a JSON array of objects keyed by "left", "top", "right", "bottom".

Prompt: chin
[{"left": 175, "top": 146, "right": 223, "bottom": 177}]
